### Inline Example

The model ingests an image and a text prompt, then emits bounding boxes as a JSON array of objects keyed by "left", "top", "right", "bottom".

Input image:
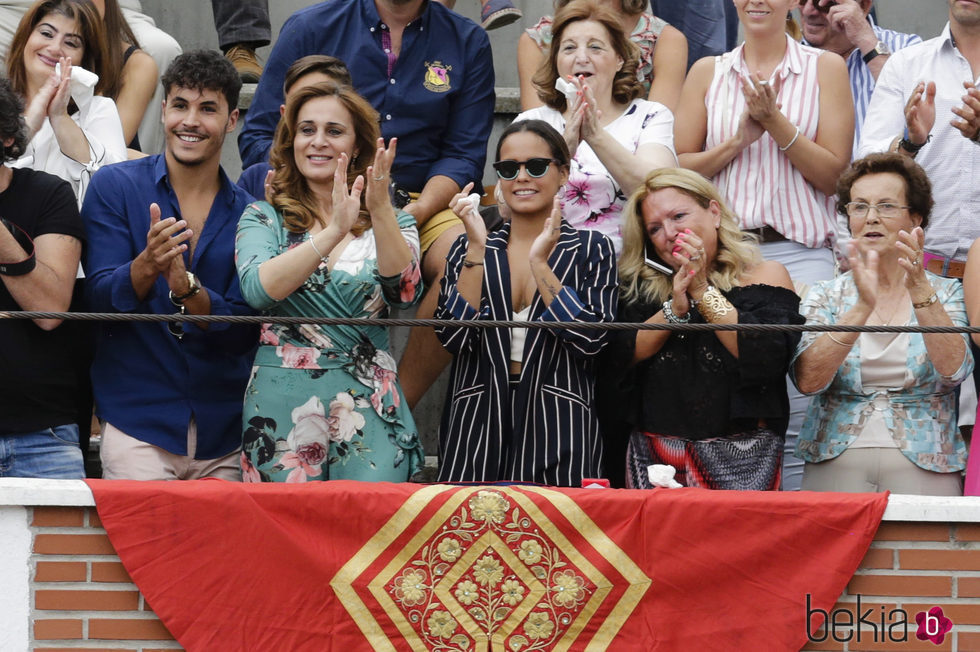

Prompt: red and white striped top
[{"left": 705, "top": 36, "right": 836, "bottom": 250}]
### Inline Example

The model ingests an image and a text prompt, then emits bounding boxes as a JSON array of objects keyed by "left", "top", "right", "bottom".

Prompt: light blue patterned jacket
[{"left": 791, "top": 272, "right": 972, "bottom": 472}]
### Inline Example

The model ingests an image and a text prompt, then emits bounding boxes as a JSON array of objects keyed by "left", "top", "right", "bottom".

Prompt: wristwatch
[
  {"left": 862, "top": 40, "right": 891, "bottom": 64},
  {"left": 169, "top": 272, "right": 202, "bottom": 304}
]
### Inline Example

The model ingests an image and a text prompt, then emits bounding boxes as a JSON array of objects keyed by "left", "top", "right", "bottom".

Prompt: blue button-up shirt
[
  {"left": 81, "top": 155, "right": 258, "bottom": 458},
  {"left": 238, "top": 0, "right": 495, "bottom": 193}
]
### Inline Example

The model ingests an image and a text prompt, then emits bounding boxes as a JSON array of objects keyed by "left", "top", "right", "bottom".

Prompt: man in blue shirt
[
  {"left": 82, "top": 50, "right": 258, "bottom": 480},
  {"left": 239, "top": 0, "right": 494, "bottom": 409},
  {"left": 799, "top": 0, "right": 920, "bottom": 159}
]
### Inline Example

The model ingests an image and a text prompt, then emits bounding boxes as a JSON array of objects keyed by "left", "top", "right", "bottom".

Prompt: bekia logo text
[{"left": 806, "top": 594, "right": 953, "bottom": 644}]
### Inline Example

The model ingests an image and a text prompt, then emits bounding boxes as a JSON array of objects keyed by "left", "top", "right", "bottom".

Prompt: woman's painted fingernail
[
  {"left": 689, "top": 270, "right": 696, "bottom": 276},
  {"left": 685, "top": 228, "right": 692, "bottom": 234}
]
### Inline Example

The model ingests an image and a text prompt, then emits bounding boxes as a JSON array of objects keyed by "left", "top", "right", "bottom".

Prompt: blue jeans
[{"left": 0, "top": 424, "right": 85, "bottom": 479}]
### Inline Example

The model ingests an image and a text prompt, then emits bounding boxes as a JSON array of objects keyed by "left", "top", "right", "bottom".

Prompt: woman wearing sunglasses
[
  {"left": 793, "top": 154, "right": 970, "bottom": 495},
  {"left": 514, "top": 0, "right": 676, "bottom": 255},
  {"left": 434, "top": 119, "right": 618, "bottom": 486},
  {"left": 601, "top": 167, "right": 801, "bottom": 490}
]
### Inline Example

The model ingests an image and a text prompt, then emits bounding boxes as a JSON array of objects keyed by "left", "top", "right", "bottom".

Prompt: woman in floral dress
[
  {"left": 514, "top": 0, "right": 677, "bottom": 256},
  {"left": 235, "top": 82, "right": 424, "bottom": 483}
]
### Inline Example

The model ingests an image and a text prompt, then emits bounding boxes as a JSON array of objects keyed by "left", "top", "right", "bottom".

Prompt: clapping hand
[
  {"left": 740, "top": 72, "right": 783, "bottom": 126},
  {"left": 23, "top": 65, "right": 62, "bottom": 137},
  {"left": 576, "top": 77, "right": 602, "bottom": 143},
  {"left": 896, "top": 226, "right": 932, "bottom": 300},
  {"left": 365, "top": 137, "right": 396, "bottom": 215},
  {"left": 563, "top": 75, "right": 586, "bottom": 154},
  {"left": 952, "top": 82, "right": 980, "bottom": 142},
  {"left": 734, "top": 110, "right": 765, "bottom": 151},
  {"left": 47, "top": 56, "right": 74, "bottom": 120},
  {"left": 327, "top": 152, "right": 363, "bottom": 238},
  {"left": 905, "top": 81, "right": 936, "bottom": 146},
  {"left": 529, "top": 196, "right": 562, "bottom": 264},
  {"left": 847, "top": 241, "right": 880, "bottom": 312},
  {"left": 669, "top": 228, "right": 708, "bottom": 316},
  {"left": 143, "top": 202, "right": 191, "bottom": 275}
]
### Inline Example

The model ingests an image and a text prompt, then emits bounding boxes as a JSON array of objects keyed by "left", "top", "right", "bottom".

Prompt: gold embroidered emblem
[
  {"left": 423, "top": 61, "right": 452, "bottom": 93},
  {"left": 332, "top": 485, "right": 651, "bottom": 651}
]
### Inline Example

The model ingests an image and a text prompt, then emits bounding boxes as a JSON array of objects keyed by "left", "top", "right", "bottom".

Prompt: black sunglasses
[
  {"left": 168, "top": 304, "right": 185, "bottom": 340},
  {"left": 798, "top": 0, "right": 837, "bottom": 12},
  {"left": 492, "top": 158, "right": 557, "bottom": 180}
]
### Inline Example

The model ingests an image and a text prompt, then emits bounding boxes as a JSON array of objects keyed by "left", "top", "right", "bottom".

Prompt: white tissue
[
  {"left": 647, "top": 464, "right": 683, "bottom": 488},
  {"left": 460, "top": 193, "right": 481, "bottom": 216},
  {"left": 54, "top": 62, "right": 99, "bottom": 112},
  {"left": 555, "top": 77, "right": 577, "bottom": 104}
]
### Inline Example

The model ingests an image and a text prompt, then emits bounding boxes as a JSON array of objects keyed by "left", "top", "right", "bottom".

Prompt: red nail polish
[{"left": 689, "top": 270, "right": 695, "bottom": 276}]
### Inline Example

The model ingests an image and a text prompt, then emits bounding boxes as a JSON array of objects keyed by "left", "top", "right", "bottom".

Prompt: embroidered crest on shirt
[{"left": 423, "top": 61, "right": 452, "bottom": 92}]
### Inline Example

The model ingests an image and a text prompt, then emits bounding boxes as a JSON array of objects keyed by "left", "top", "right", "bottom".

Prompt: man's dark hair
[
  {"left": 0, "top": 76, "right": 27, "bottom": 162},
  {"left": 161, "top": 49, "right": 242, "bottom": 112}
]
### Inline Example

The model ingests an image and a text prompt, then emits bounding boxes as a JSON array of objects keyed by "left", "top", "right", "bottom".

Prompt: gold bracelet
[
  {"left": 826, "top": 332, "right": 855, "bottom": 348},
  {"left": 695, "top": 285, "right": 734, "bottom": 322},
  {"left": 912, "top": 293, "right": 938, "bottom": 310}
]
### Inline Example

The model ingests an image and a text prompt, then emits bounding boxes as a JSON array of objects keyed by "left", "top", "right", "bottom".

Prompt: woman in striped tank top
[{"left": 672, "top": 0, "right": 854, "bottom": 491}]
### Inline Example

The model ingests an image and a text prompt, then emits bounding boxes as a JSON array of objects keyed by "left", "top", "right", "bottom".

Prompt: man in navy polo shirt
[
  {"left": 82, "top": 51, "right": 258, "bottom": 480},
  {"left": 239, "top": 0, "right": 495, "bottom": 409}
]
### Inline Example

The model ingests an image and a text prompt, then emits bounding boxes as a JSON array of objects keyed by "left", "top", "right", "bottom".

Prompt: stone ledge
[
  {"left": 3, "top": 478, "right": 980, "bottom": 522},
  {"left": 238, "top": 84, "right": 521, "bottom": 114}
]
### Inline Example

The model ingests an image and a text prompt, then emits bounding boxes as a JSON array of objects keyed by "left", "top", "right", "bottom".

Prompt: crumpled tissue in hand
[
  {"left": 460, "top": 193, "right": 481, "bottom": 217},
  {"left": 647, "top": 464, "right": 683, "bottom": 488},
  {"left": 555, "top": 77, "right": 577, "bottom": 104},
  {"left": 54, "top": 62, "right": 99, "bottom": 112}
]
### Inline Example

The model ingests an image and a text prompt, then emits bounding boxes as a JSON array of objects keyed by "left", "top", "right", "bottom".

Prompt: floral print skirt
[{"left": 241, "top": 363, "right": 423, "bottom": 483}]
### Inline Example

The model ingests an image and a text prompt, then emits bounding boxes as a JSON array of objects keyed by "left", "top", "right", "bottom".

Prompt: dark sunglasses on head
[
  {"left": 798, "top": 0, "right": 837, "bottom": 12},
  {"left": 492, "top": 158, "right": 557, "bottom": 180}
]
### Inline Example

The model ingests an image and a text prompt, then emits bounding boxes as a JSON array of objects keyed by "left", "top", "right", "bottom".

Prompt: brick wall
[
  {"left": 24, "top": 506, "right": 980, "bottom": 651},
  {"left": 30, "top": 506, "right": 180, "bottom": 651},
  {"left": 804, "top": 522, "right": 980, "bottom": 651}
]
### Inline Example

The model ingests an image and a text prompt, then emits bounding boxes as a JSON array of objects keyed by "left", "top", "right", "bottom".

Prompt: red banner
[{"left": 86, "top": 480, "right": 887, "bottom": 651}]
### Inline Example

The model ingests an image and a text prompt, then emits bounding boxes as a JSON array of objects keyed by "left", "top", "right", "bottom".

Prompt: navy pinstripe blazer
[{"left": 434, "top": 220, "right": 619, "bottom": 486}]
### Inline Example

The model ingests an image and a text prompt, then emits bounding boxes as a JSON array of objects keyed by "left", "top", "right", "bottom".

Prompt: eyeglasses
[
  {"left": 492, "top": 158, "right": 557, "bottom": 180},
  {"left": 798, "top": 0, "right": 837, "bottom": 12},
  {"left": 844, "top": 202, "right": 910, "bottom": 219}
]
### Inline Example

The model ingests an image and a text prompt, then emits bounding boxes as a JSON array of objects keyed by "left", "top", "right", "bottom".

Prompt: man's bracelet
[
  {"left": 899, "top": 134, "right": 931, "bottom": 156},
  {"left": 0, "top": 218, "right": 37, "bottom": 276}
]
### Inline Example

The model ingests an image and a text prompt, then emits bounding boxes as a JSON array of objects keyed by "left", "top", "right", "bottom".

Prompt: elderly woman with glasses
[
  {"left": 434, "top": 119, "right": 618, "bottom": 487},
  {"left": 792, "top": 153, "right": 972, "bottom": 495}
]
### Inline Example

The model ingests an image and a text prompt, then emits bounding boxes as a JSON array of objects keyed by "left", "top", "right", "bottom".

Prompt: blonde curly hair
[{"left": 619, "top": 168, "right": 762, "bottom": 305}]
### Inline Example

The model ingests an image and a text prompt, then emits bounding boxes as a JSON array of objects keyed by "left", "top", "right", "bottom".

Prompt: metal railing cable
[{"left": 4, "top": 310, "right": 980, "bottom": 334}]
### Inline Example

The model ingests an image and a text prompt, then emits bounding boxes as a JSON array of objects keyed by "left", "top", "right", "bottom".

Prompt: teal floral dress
[{"left": 235, "top": 201, "right": 424, "bottom": 482}]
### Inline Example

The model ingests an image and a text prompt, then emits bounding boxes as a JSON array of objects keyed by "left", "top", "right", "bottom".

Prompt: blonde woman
[{"left": 600, "top": 168, "right": 802, "bottom": 489}]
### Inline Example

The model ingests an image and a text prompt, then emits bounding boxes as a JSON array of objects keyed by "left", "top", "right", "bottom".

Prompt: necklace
[{"left": 871, "top": 297, "right": 907, "bottom": 326}]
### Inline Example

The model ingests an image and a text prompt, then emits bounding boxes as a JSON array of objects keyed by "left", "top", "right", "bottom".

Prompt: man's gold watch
[{"left": 169, "top": 272, "right": 202, "bottom": 304}]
